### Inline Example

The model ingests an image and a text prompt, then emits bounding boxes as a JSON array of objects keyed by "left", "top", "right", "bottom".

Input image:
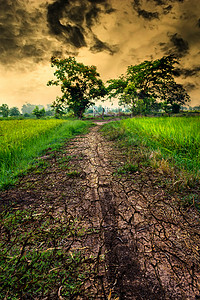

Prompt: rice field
[
  {"left": 0, "top": 119, "right": 90, "bottom": 188},
  {"left": 103, "top": 116, "right": 200, "bottom": 176}
]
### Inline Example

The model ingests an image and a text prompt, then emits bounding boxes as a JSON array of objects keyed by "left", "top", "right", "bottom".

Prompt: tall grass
[
  {"left": 102, "top": 116, "right": 200, "bottom": 176},
  {"left": 0, "top": 119, "right": 90, "bottom": 188}
]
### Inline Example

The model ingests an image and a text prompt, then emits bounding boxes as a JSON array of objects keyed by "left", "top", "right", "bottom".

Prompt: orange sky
[{"left": 0, "top": 0, "right": 200, "bottom": 110}]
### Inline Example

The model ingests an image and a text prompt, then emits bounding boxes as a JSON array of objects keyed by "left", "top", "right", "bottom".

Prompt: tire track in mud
[{"left": 83, "top": 126, "right": 164, "bottom": 299}]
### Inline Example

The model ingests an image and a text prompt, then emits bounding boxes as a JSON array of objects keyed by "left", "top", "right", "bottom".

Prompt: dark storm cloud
[
  {"left": 0, "top": 0, "right": 49, "bottom": 65},
  {"left": 132, "top": 4, "right": 159, "bottom": 20},
  {"left": 132, "top": 0, "right": 141, "bottom": 7},
  {"left": 47, "top": 0, "right": 67, "bottom": 35},
  {"left": 85, "top": 2, "right": 115, "bottom": 28},
  {"left": 87, "top": 0, "right": 107, "bottom": 3},
  {"left": 153, "top": 0, "right": 164, "bottom": 5},
  {"left": 132, "top": 0, "right": 160, "bottom": 20},
  {"left": 47, "top": 0, "right": 86, "bottom": 48},
  {"left": 170, "top": 33, "right": 189, "bottom": 57},
  {"left": 47, "top": 0, "right": 87, "bottom": 43},
  {"left": 163, "top": 5, "right": 173, "bottom": 15},
  {"left": 175, "top": 66, "right": 200, "bottom": 78},
  {"left": 67, "top": 25, "right": 86, "bottom": 48},
  {"left": 104, "top": 6, "right": 116, "bottom": 14},
  {"left": 184, "top": 83, "right": 196, "bottom": 92},
  {"left": 0, "top": 2, "right": 23, "bottom": 55},
  {"left": 132, "top": 0, "right": 185, "bottom": 19},
  {"left": 90, "top": 36, "right": 118, "bottom": 55},
  {"left": 161, "top": 34, "right": 189, "bottom": 58},
  {"left": 0, "top": 0, "right": 117, "bottom": 67},
  {"left": 137, "top": 9, "right": 159, "bottom": 20},
  {"left": 0, "top": 0, "right": 199, "bottom": 85},
  {"left": 47, "top": 0, "right": 117, "bottom": 54},
  {"left": 86, "top": 6, "right": 102, "bottom": 28},
  {"left": 22, "top": 44, "right": 44, "bottom": 58},
  {"left": 69, "top": 7, "right": 85, "bottom": 24}
]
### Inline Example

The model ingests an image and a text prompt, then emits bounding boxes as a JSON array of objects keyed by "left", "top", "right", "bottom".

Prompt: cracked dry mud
[{"left": 1, "top": 123, "right": 200, "bottom": 299}]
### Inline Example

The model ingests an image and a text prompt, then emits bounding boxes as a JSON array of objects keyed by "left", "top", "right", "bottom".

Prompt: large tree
[
  {"left": 107, "top": 55, "right": 190, "bottom": 114},
  {"left": 47, "top": 56, "right": 106, "bottom": 119}
]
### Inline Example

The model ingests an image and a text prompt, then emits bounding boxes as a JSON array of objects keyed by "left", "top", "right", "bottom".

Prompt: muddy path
[{"left": 1, "top": 123, "right": 200, "bottom": 299}]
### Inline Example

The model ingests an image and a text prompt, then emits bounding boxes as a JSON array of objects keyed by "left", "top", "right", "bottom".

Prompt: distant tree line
[
  {"left": 0, "top": 103, "right": 54, "bottom": 119},
  {"left": 21, "top": 103, "right": 54, "bottom": 118},
  {"left": 188, "top": 105, "right": 200, "bottom": 111}
]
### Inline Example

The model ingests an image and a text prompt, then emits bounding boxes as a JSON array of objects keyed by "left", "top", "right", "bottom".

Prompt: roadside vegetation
[
  {"left": 0, "top": 208, "right": 96, "bottom": 299},
  {"left": 0, "top": 118, "right": 96, "bottom": 299},
  {"left": 102, "top": 116, "right": 200, "bottom": 178},
  {"left": 101, "top": 116, "right": 200, "bottom": 208},
  {"left": 0, "top": 119, "right": 91, "bottom": 189}
]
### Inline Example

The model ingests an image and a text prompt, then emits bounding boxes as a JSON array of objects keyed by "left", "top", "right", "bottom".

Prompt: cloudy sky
[{"left": 0, "top": 0, "right": 200, "bottom": 109}]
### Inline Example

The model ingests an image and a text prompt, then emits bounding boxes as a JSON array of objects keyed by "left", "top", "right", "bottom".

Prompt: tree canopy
[
  {"left": 107, "top": 55, "right": 190, "bottom": 114},
  {"left": 47, "top": 56, "right": 106, "bottom": 119}
]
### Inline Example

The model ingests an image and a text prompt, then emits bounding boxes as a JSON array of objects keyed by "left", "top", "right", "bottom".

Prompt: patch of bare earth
[{"left": 0, "top": 124, "right": 200, "bottom": 299}]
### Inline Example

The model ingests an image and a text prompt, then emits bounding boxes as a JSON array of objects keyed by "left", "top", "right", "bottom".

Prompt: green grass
[
  {"left": 102, "top": 116, "right": 200, "bottom": 177},
  {"left": 0, "top": 208, "right": 93, "bottom": 299},
  {"left": 0, "top": 119, "right": 91, "bottom": 189}
]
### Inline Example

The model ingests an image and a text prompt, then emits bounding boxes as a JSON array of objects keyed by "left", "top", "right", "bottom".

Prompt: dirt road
[{"left": 1, "top": 123, "right": 200, "bottom": 299}]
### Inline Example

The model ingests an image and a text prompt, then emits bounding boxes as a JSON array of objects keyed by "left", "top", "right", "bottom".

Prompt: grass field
[
  {"left": 102, "top": 116, "right": 200, "bottom": 179},
  {"left": 0, "top": 119, "right": 90, "bottom": 189}
]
